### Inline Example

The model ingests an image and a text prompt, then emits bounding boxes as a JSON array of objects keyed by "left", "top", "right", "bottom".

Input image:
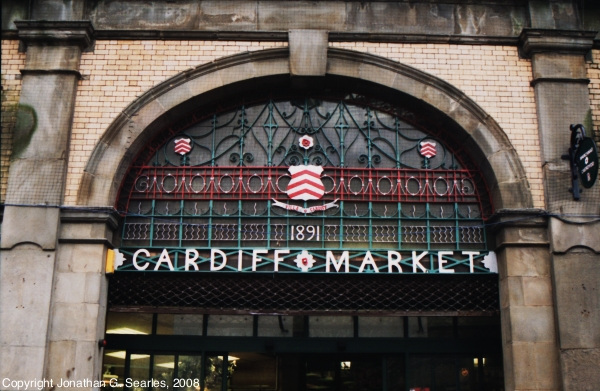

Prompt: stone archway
[
  {"left": 77, "top": 47, "right": 532, "bottom": 211},
  {"left": 80, "top": 47, "right": 545, "bottom": 390}
]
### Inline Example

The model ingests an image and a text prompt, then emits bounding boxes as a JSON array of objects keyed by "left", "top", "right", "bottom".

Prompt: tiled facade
[
  {"left": 4, "top": 41, "right": 600, "bottom": 208},
  {"left": 0, "top": 40, "right": 26, "bottom": 204},
  {"left": 4, "top": 41, "right": 565, "bottom": 208}
]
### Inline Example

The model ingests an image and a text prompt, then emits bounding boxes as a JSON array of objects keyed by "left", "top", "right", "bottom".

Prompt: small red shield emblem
[
  {"left": 174, "top": 138, "right": 192, "bottom": 155},
  {"left": 286, "top": 165, "right": 325, "bottom": 200},
  {"left": 419, "top": 141, "right": 437, "bottom": 158}
]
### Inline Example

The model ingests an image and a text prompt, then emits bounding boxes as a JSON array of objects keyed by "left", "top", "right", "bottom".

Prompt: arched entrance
[{"left": 82, "top": 49, "right": 532, "bottom": 391}]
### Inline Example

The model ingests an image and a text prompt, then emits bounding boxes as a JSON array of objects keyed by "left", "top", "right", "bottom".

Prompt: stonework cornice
[
  {"left": 14, "top": 20, "right": 95, "bottom": 51},
  {"left": 519, "top": 28, "right": 597, "bottom": 58}
]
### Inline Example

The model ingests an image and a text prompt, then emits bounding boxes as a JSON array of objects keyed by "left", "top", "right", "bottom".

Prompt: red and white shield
[
  {"left": 286, "top": 165, "right": 325, "bottom": 200},
  {"left": 174, "top": 138, "right": 192, "bottom": 155},
  {"left": 419, "top": 141, "right": 437, "bottom": 158}
]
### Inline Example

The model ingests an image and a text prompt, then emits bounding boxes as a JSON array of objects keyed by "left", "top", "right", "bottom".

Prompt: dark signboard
[
  {"left": 574, "top": 136, "right": 598, "bottom": 189},
  {"left": 566, "top": 125, "right": 599, "bottom": 200}
]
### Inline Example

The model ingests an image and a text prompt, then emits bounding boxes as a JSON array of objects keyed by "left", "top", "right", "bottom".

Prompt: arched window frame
[{"left": 115, "top": 97, "right": 495, "bottom": 274}]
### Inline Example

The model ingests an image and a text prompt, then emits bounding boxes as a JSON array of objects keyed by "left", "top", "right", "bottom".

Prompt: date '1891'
[{"left": 291, "top": 225, "right": 320, "bottom": 241}]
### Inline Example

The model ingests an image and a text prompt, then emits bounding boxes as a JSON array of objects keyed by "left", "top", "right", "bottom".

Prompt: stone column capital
[
  {"left": 519, "top": 28, "right": 596, "bottom": 58},
  {"left": 488, "top": 209, "right": 549, "bottom": 251},
  {"left": 14, "top": 20, "right": 95, "bottom": 51}
]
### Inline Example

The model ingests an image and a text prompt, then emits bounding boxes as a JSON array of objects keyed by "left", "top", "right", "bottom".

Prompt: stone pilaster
[
  {"left": 520, "top": 28, "right": 600, "bottom": 391},
  {"left": 46, "top": 209, "right": 118, "bottom": 387},
  {"left": 520, "top": 28, "right": 596, "bottom": 213},
  {"left": 492, "top": 210, "right": 561, "bottom": 391},
  {"left": 0, "top": 21, "right": 94, "bottom": 383}
]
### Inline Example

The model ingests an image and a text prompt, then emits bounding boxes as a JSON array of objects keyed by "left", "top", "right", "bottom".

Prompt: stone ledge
[
  {"left": 519, "top": 28, "right": 597, "bottom": 58},
  {"left": 14, "top": 20, "right": 95, "bottom": 52},
  {"left": 59, "top": 207, "right": 120, "bottom": 246},
  {"left": 530, "top": 77, "right": 590, "bottom": 87}
]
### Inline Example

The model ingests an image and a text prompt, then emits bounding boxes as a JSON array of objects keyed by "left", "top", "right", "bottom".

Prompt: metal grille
[
  {"left": 122, "top": 222, "right": 485, "bottom": 245},
  {"left": 117, "top": 98, "right": 490, "bottom": 261},
  {"left": 108, "top": 273, "right": 499, "bottom": 315}
]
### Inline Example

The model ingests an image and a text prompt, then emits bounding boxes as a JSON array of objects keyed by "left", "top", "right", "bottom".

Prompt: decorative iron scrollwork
[{"left": 118, "top": 98, "right": 492, "bottom": 272}]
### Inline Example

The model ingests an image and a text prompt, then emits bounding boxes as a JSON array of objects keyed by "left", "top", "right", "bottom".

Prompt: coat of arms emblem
[
  {"left": 174, "top": 138, "right": 192, "bottom": 155},
  {"left": 419, "top": 141, "right": 437, "bottom": 159},
  {"left": 286, "top": 165, "right": 325, "bottom": 200}
]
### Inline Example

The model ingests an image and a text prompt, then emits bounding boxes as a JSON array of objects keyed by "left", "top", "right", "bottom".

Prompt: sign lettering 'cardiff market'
[{"left": 112, "top": 248, "right": 498, "bottom": 274}]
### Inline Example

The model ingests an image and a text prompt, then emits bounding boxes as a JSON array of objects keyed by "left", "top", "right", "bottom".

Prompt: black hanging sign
[
  {"left": 574, "top": 136, "right": 598, "bottom": 189},
  {"left": 566, "top": 124, "right": 598, "bottom": 200}
]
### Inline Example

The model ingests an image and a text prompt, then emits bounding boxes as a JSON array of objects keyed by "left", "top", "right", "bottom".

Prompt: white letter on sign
[
  {"left": 358, "top": 251, "right": 379, "bottom": 273},
  {"left": 185, "top": 249, "right": 200, "bottom": 271},
  {"left": 211, "top": 249, "right": 228, "bottom": 271},
  {"left": 387, "top": 251, "right": 403, "bottom": 273},
  {"left": 133, "top": 249, "right": 150, "bottom": 270},
  {"left": 462, "top": 251, "right": 480, "bottom": 273},
  {"left": 155, "top": 249, "right": 175, "bottom": 271},
  {"left": 326, "top": 251, "right": 349, "bottom": 273},
  {"left": 437, "top": 251, "right": 455, "bottom": 274},
  {"left": 273, "top": 249, "right": 290, "bottom": 272},
  {"left": 252, "top": 249, "right": 268, "bottom": 271},
  {"left": 412, "top": 251, "right": 429, "bottom": 273}
]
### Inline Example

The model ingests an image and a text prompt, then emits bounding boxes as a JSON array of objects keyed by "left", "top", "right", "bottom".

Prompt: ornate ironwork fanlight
[{"left": 115, "top": 98, "right": 494, "bottom": 274}]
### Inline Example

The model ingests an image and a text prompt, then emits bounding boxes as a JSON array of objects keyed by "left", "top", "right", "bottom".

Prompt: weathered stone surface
[
  {"left": 24, "top": 45, "right": 82, "bottom": 72},
  {"left": 54, "top": 272, "right": 87, "bottom": 304},
  {"left": 12, "top": 73, "right": 77, "bottom": 160},
  {"left": 510, "top": 306, "right": 557, "bottom": 343},
  {"left": 1, "top": 1, "right": 27, "bottom": 30},
  {"left": 0, "top": 346, "right": 46, "bottom": 383},
  {"left": 49, "top": 303, "right": 101, "bottom": 341},
  {"left": 0, "top": 247, "right": 55, "bottom": 347},
  {"left": 289, "top": 30, "right": 328, "bottom": 76},
  {"left": 500, "top": 275, "right": 554, "bottom": 309},
  {"left": 31, "top": 0, "right": 87, "bottom": 21},
  {"left": 528, "top": 1, "right": 581, "bottom": 30},
  {"left": 56, "top": 244, "right": 105, "bottom": 274},
  {"left": 522, "top": 276, "right": 554, "bottom": 306},
  {"left": 500, "top": 276, "right": 525, "bottom": 309},
  {"left": 561, "top": 348, "right": 600, "bottom": 391},
  {"left": 495, "top": 225, "right": 548, "bottom": 248},
  {"left": 549, "top": 218, "right": 600, "bottom": 253},
  {"left": 532, "top": 342, "right": 562, "bottom": 389},
  {"left": 4, "top": 160, "right": 67, "bottom": 206},
  {"left": 510, "top": 341, "right": 561, "bottom": 390},
  {"left": 521, "top": 29, "right": 596, "bottom": 58},
  {"left": 45, "top": 340, "right": 77, "bottom": 381},
  {"left": 82, "top": 1, "right": 528, "bottom": 38},
  {"left": 553, "top": 252, "right": 600, "bottom": 349},
  {"left": 531, "top": 52, "right": 588, "bottom": 80},
  {"left": 0, "top": 205, "right": 60, "bottom": 249},
  {"left": 501, "top": 246, "right": 551, "bottom": 278},
  {"left": 59, "top": 219, "right": 116, "bottom": 245},
  {"left": 15, "top": 20, "right": 95, "bottom": 51}
]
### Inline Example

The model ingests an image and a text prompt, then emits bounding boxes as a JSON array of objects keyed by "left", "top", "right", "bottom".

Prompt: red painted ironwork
[{"left": 126, "top": 166, "right": 480, "bottom": 206}]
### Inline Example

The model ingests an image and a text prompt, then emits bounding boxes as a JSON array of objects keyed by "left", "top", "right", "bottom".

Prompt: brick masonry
[
  {"left": 0, "top": 40, "right": 26, "bottom": 204},
  {"left": 2, "top": 40, "right": 600, "bottom": 209}
]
